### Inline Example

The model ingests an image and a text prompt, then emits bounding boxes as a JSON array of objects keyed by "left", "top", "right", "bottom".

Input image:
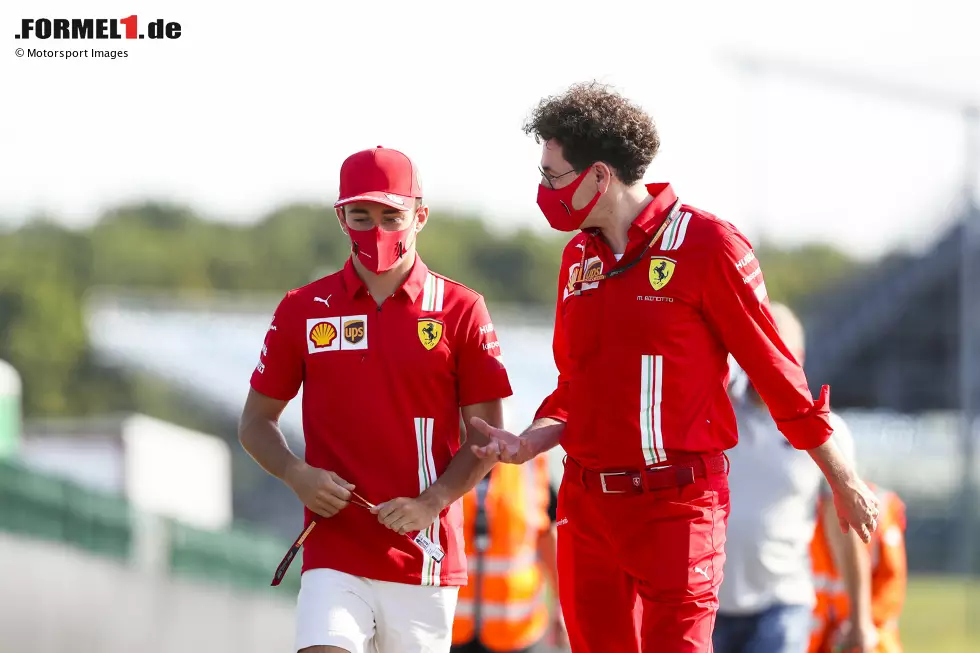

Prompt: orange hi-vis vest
[
  {"left": 808, "top": 485, "right": 907, "bottom": 653},
  {"left": 452, "top": 456, "right": 552, "bottom": 652}
]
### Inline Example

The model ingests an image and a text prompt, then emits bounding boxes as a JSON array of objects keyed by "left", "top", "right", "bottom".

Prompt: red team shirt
[
  {"left": 535, "top": 183, "right": 833, "bottom": 471},
  {"left": 250, "top": 256, "right": 513, "bottom": 587}
]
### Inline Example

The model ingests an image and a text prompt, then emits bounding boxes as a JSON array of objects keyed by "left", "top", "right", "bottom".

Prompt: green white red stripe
[
  {"left": 640, "top": 355, "right": 666, "bottom": 465},
  {"left": 660, "top": 212, "right": 691, "bottom": 251},
  {"left": 422, "top": 273, "right": 445, "bottom": 312},
  {"left": 414, "top": 417, "right": 441, "bottom": 585}
]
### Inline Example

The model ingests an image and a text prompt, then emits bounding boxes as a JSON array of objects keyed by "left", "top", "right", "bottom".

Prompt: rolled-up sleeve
[{"left": 702, "top": 231, "right": 833, "bottom": 450}]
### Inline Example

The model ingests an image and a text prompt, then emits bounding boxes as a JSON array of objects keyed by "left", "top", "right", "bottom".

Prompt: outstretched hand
[{"left": 468, "top": 416, "right": 535, "bottom": 465}]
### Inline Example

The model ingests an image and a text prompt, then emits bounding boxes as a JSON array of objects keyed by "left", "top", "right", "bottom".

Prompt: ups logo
[
  {"left": 581, "top": 258, "right": 603, "bottom": 282},
  {"left": 563, "top": 256, "right": 604, "bottom": 301},
  {"left": 344, "top": 319, "right": 365, "bottom": 345}
]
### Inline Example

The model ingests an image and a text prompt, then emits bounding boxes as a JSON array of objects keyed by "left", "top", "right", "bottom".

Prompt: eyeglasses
[{"left": 538, "top": 166, "right": 577, "bottom": 190}]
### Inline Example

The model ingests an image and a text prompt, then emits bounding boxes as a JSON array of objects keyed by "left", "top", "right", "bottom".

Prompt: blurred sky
[{"left": 2, "top": 0, "right": 978, "bottom": 259}]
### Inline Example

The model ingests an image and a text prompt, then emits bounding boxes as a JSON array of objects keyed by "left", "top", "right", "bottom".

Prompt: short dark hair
[{"left": 523, "top": 82, "right": 660, "bottom": 185}]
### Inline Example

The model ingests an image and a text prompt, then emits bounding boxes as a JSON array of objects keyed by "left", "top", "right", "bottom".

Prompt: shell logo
[{"left": 309, "top": 321, "right": 338, "bottom": 348}]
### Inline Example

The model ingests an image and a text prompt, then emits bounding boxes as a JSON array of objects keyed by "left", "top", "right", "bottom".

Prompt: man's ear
[
  {"left": 336, "top": 208, "right": 349, "bottom": 235},
  {"left": 415, "top": 205, "right": 429, "bottom": 233},
  {"left": 594, "top": 162, "right": 614, "bottom": 194}
]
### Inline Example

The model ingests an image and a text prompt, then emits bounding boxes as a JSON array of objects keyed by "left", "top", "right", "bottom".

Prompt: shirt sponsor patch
[
  {"left": 735, "top": 251, "right": 757, "bottom": 270},
  {"left": 342, "top": 316, "right": 368, "bottom": 350},
  {"left": 307, "top": 315, "right": 369, "bottom": 353},
  {"left": 564, "top": 256, "right": 603, "bottom": 300},
  {"left": 307, "top": 317, "right": 341, "bottom": 353},
  {"left": 742, "top": 268, "right": 762, "bottom": 285}
]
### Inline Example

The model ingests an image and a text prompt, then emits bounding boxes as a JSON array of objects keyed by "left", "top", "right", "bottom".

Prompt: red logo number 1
[{"left": 120, "top": 15, "right": 138, "bottom": 39}]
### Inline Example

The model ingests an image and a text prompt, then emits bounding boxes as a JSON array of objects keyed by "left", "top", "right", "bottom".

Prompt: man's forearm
[
  {"left": 422, "top": 447, "right": 494, "bottom": 513},
  {"left": 840, "top": 533, "right": 874, "bottom": 627},
  {"left": 807, "top": 437, "right": 856, "bottom": 489},
  {"left": 521, "top": 418, "right": 566, "bottom": 456},
  {"left": 823, "top": 502, "right": 874, "bottom": 628},
  {"left": 239, "top": 418, "right": 305, "bottom": 488},
  {"left": 422, "top": 405, "right": 503, "bottom": 512}
]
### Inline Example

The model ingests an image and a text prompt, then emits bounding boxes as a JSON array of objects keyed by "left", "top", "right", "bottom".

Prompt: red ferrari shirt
[
  {"left": 535, "top": 183, "right": 832, "bottom": 471},
  {"left": 251, "top": 255, "right": 513, "bottom": 586}
]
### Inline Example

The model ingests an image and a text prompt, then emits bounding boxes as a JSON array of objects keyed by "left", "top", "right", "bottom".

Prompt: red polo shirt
[
  {"left": 535, "top": 183, "right": 833, "bottom": 471},
  {"left": 250, "top": 255, "right": 513, "bottom": 586}
]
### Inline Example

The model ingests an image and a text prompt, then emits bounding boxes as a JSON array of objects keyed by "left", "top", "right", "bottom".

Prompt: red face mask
[
  {"left": 348, "top": 216, "right": 417, "bottom": 273},
  {"left": 536, "top": 166, "right": 602, "bottom": 232}
]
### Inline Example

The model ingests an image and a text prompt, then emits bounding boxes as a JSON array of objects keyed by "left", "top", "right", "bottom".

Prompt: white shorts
[{"left": 295, "top": 568, "right": 458, "bottom": 653}]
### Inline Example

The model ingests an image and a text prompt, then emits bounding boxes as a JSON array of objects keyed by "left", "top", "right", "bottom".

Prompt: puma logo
[
  {"left": 314, "top": 296, "right": 331, "bottom": 307},
  {"left": 575, "top": 243, "right": 586, "bottom": 251},
  {"left": 694, "top": 566, "right": 711, "bottom": 580}
]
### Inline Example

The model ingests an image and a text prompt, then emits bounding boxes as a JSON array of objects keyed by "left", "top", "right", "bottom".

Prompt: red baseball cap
[{"left": 334, "top": 146, "right": 423, "bottom": 210}]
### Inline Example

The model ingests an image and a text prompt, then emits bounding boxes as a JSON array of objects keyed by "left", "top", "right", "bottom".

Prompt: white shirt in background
[{"left": 718, "top": 399, "right": 856, "bottom": 615}]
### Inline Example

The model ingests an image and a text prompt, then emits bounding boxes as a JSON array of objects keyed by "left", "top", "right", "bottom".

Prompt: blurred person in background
[
  {"left": 468, "top": 82, "right": 881, "bottom": 653},
  {"left": 715, "top": 303, "right": 876, "bottom": 653},
  {"left": 809, "top": 483, "right": 907, "bottom": 653},
  {"left": 238, "top": 146, "right": 513, "bottom": 653},
  {"left": 451, "top": 454, "right": 567, "bottom": 653}
]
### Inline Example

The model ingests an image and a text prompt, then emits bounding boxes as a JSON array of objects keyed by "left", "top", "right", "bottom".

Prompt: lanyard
[
  {"left": 270, "top": 488, "right": 444, "bottom": 587},
  {"left": 570, "top": 199, "right": 683, "bottom": 295}
]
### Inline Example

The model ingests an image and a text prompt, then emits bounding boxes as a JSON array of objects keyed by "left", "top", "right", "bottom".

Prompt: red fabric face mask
[
  {"left": 348, "top": 216, "right": 417, "bottom": 273},
  {"left": 536, "top": 166, "right": 601, "bottom": 232}
]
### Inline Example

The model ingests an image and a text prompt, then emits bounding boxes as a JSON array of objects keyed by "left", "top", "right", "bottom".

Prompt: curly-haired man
[{"left": 469, "top": 83, "right": 880, "bottom": 653}]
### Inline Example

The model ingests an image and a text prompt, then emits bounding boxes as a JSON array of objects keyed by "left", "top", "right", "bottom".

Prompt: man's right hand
[
  {"left": 469, "top": 416, "right": 535, "bottom": 465},
  {"left": 285, "top": 462, "right": 355, "bottom": 518}
]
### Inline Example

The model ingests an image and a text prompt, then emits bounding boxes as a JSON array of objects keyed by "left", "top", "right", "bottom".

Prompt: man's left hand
[
  {"left": 372, "top": 495, "right": 441, "bottom": 536},
  {"left": 831, "top": 476, "right": 881, "bottom": 543}
]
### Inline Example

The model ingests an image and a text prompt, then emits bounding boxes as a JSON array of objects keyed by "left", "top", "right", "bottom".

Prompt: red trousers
[{"left": 556, "top": 454, "right": 730, "bottom": 653}]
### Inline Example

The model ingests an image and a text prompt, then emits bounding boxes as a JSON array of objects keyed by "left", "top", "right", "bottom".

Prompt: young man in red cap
[
  {"left": 469, "top": 83, "right": 881, "bottom": 653},
  {"left": 239, "top": 146, "right": 513, "bottom": 653}
]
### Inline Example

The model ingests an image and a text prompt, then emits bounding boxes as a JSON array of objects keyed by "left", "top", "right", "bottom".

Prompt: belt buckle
[{"left": 599, "top": 471, "right": 628, "bottom": 494}]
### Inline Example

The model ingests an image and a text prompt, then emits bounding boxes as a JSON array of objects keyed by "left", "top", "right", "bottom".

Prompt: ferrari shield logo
[
  {"left": 648, "top": 257, "right": 676, "bottom": 291},
  {"left": 418, "top": 319, "right": 444, "bottom": 351}
]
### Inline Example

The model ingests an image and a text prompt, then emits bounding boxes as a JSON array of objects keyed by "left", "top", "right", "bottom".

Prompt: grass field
[{"left": 901, "top": 575, "right": 980, "bottom": 653}]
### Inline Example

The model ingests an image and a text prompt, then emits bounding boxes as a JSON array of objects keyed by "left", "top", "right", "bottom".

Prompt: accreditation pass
[{"left": 413, "top": 531, "right": 445, "bottom": 562}]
